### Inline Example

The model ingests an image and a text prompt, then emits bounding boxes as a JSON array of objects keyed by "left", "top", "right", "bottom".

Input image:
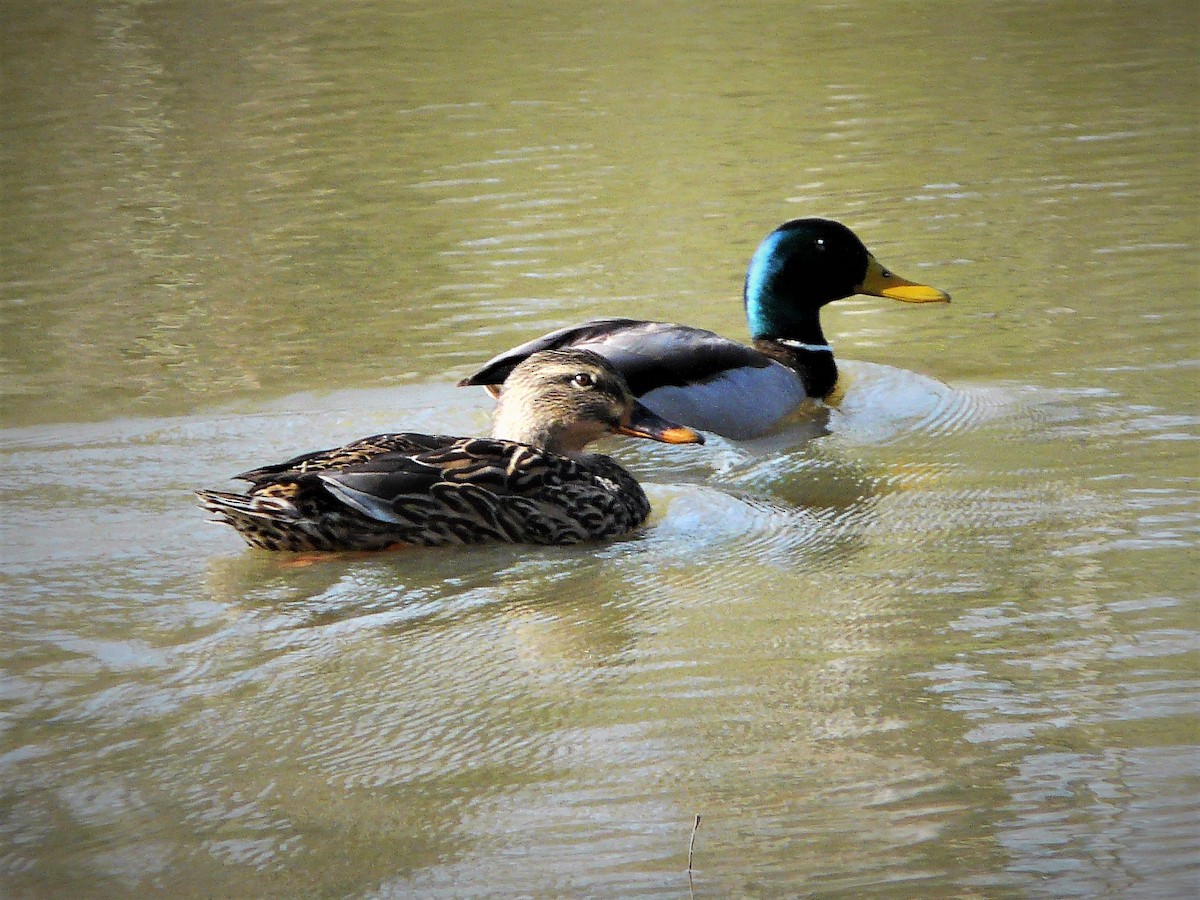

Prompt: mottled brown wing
[
  {"left": 316, "top": 438, "right": 556, "bottom": 524},
  {"left": 234, "top": 432, "right": 456, "bottom": 484}
]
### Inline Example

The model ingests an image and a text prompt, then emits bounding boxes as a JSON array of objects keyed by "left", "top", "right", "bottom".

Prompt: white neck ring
[{"left": 776, "top": 339, "right": 833, "bottom": 353}]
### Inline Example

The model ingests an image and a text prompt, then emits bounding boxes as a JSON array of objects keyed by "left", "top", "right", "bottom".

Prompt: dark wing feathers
[
  {"left": 237, "top": 436, "right": 567, "bottom": 529},
  {"left": 315, "top": 439, "right": 547, "bottom": 524},
  {"left": 459, "top": 318, "right": 772, "bottom": 396},
  {"left": 316, "top": 452, "right": 449, "bottom": 523},
  {"left": 206, "top": 429, "right": 650, "bottom": 549},
  {"left": 457, "top": 319, "right": 641, "bottom": 387},
  {"left": 235, "top": 432, "right": 456, "bottom": 483}
]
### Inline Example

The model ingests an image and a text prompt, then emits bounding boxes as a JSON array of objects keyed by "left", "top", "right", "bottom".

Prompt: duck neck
[
  {"left": 745, "top": 267, "right": 833, "bottom": 340},
  {"left": 746, "top": 286, "right": 839, "bottom": 397},
  {"left": 493, "top": 403, "right": 556, "bottom": 450},
  {"left": 492, "top": 408, "right": 601, "bottom": 456},
  {"left": 752, "top": 337, "right": 839, "bottom": 398}
]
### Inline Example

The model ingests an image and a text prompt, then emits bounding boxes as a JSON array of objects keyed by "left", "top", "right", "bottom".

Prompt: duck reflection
[{"left": 188, "top": 540, "right": 674, "bottom": 885}]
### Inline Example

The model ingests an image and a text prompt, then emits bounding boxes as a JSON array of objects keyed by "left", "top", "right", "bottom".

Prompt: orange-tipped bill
[
  {"left": 616, "top": 402, "right": 705, "bottom": 445},
  {"left": 860, "top": 255, "right": 951, "bottom": 303}
]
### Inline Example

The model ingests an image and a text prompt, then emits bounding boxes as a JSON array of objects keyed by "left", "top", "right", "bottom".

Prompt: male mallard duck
[
  {"left": 197, "top": 349, "right": 704, "bottom": 551},
  {"left": 460, "top": 218, "right": 950, "bottom": 439}
]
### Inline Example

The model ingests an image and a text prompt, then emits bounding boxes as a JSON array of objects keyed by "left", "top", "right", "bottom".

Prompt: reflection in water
[
  {"left": 1, "top": 0, "right": 1197, "bottom": 896},
  {"left": 3, "top": 359, "right": 1195, "bottom": 895},
  {"left": 7, "top": 375, "right": 1171, "bottom": 894}
]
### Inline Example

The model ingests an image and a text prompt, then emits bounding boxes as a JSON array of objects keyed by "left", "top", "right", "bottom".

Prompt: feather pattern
[
  {"left": 198, "top": 349, "right": 702, "bottom": 551},
  {"left": 199, "top": 438, "right": 651, "bottom": 551}
]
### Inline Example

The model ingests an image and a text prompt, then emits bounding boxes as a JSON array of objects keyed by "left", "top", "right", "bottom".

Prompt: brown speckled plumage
[{"left": 197, "top": 350, "right": 703, "bottom": 551}]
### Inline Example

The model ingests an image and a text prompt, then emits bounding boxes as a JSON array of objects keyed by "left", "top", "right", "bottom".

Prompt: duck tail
[
  {"left": 198, "top": 489, "right": 265, "bottom": 516},
  {"left": 197, "top": 488, "right": 317, "bottom": 550},
  {"left": 195, "top": 488, "right": 301, "bottom": 525}
]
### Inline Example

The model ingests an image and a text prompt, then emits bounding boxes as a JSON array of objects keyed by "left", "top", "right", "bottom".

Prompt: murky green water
[{"left": 2, "top": 1, "right": 1197, "bottom": 896}]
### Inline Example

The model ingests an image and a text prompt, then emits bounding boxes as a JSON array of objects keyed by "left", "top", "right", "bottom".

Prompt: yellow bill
[{"left": 860, "top": 255, "right": 951, "bottom": 303}]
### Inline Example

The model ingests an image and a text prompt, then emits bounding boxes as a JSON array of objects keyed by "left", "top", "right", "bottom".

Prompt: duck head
[
  {"left": 491, "top": 349, "right": 705, "bottom": 454},
  {"left": 743, "top": 218, "right": 950, "bottom": 343}
]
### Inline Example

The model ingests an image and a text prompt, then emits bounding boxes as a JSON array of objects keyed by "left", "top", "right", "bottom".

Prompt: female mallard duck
[
  {"left": 460, "top": 218, "right": 950, "bottom": 439},
  {"left": 197, "top": 349, "right": 704, "bottom": 551}
]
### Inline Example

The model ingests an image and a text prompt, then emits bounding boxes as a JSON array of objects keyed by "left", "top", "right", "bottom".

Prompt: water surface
[{"left": 2, "top": 1, "right": 1197, "bottom": 896}]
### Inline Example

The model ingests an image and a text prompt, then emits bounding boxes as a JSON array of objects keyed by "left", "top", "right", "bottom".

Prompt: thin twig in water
[{"left": 687, "top": 814, "right": 702, "bottom": 872}]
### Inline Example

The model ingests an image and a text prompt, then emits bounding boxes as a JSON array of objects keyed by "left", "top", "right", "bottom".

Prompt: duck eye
[
  {"left": 571, "top": 372, "right": 595, "bottom": 388},
  {"left": 814, "top": 238, "right": 826, "bottom": 252}
]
